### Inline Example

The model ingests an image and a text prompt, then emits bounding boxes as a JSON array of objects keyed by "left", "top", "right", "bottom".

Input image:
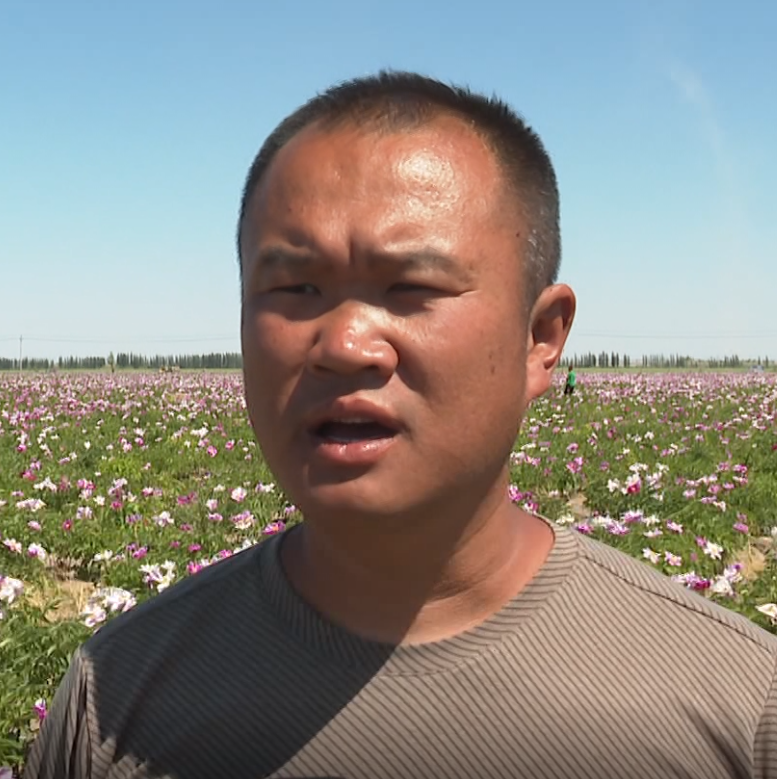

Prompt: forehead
[{"left": 242, "top": 118, "right": 514, "bottom": 249}]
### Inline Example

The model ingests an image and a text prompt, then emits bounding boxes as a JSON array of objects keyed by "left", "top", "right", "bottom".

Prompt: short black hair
[{"left": 237, "top": 70, "right": 560, "bottom": 306}]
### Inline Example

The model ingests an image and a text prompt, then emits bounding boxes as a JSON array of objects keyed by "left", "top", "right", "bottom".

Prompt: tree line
[
  {"left": 0, "top": 352, "right": 771, "bottom": 372},
  {"left": 562, "top": 353, "right": 770, "bottom": 370},
  {"left": 0, "top": 353, "right": 243, "bottom": 372}
]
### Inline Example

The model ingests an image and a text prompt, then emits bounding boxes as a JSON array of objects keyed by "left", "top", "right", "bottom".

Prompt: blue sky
[{"left": 1, "top": 0, "right": 775, "bottom": 362}]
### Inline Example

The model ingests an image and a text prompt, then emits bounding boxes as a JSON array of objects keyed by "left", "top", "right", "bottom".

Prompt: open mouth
[{"left": 313, "top": 418, "right": 398, "bottom": 444}]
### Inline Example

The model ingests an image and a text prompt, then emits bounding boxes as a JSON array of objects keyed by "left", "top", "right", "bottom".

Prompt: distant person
[
  {"left": 563, "top": 364, "right": 576, "bottom": 396},
  {"left": 26, "top": 71, "right": 777, "bottom": 779}
]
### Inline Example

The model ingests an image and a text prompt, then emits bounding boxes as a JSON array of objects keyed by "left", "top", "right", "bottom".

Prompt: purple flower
[
  {"left": 263, "top": 521, "right": 286, "bottom": 536},
  {"left": 33, "top": 698, "right": 47, "bottom": 722}
]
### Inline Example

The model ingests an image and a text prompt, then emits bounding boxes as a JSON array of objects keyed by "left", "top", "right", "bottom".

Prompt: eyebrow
[{"left": 249, "top": 245, "right": 471, "bottom": 280}]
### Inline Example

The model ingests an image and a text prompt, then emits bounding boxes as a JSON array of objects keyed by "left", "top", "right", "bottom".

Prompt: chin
[{"left": 290, "top": 475, "right": 416, "bottom": 524}]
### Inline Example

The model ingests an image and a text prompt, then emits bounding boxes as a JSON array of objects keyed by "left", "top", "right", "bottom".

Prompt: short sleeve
[
  {"left": 754, "top": 654, "right": 777, "bottom": 779},
  {"left": 23, "top": 649, "right": 92, "bottom": 779}
]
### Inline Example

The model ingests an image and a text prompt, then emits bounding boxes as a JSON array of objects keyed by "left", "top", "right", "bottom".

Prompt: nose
[{"left": 307, "top": 302, "right": 398, "bottom": 379}]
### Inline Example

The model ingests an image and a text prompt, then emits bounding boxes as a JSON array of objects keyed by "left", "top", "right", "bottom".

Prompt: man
[
  {"left": 26, "top": 71, "right": 777, "bottom": 778},
  {"left": 564, "top": 364, "right": 576, "bottom": 396}
]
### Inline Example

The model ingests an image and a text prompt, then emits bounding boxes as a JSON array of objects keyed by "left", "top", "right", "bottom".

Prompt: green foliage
[{"left": 1, "top": 371, "right": 777, "bottom": 773}]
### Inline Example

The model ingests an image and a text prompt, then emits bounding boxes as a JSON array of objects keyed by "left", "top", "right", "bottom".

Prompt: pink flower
[
  {"left": 62, "top": 520, "right": 73, "bottom": 532},
  {"left": 206, "top": 445, "right": 218, "bottom": 457},
  {"left": 33, "top": 698, "right": 47, "bottom": 721},
  {"left": 566, "top": 457, "right": 584, "bottom": 475}
]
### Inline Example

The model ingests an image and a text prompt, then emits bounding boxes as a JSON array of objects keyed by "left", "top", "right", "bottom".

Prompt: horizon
[
  {"left": 2, "top": 0, "right": 775, "bottom": 361},
  {"left": 1, "top": 347, "right": 772, "bottom": 371}
]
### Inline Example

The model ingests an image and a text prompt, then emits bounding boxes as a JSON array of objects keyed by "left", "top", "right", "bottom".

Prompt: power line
[
  {"left": 572, "top": 332, "right": 777, "bottom": 340},
  {"left": 2, "top": 331, "right": 777, "bottom": 344},
  {"left": 0, "top": 335, "right": 237, "bottom": 345}
]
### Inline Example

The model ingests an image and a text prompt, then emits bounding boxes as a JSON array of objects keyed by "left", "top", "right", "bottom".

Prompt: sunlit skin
[{"left": 240, "top": 116, "right": 575, "bottom": 644}]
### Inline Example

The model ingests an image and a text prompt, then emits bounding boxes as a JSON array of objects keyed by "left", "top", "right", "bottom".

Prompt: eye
[
  {"left": 389, "top": 282, "right": 439, "bottom": 294},
  {"left": 271, "top": 284, "right": 319, "bottom": 295}
]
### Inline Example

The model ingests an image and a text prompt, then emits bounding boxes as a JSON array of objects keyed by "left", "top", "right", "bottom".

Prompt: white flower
[
  {"left": 723, "top": 564, "right": 743, "bottom": 584},
  {"left": 703, "top": 541, "right": 724, "bottom": 560},
  {"left": 710, "top": 576, "right": 734, "bottom": 597},
  {"left": 81, "top": 587, "right": 136, "bottom": 629},
  {"left": 231, "top": 511, "right": 256, "bottom": 530},
  {"left": 33, "top": 477, "right": 58, "bottom": 492},
  {"left": 0, "top": 576, "right": 24, "bottom": 604},
  {"left": 153, "top": 511, "right": 174, "bottom": 528},
  {"left": 230, "top": 486, "right": 247, "bottom": 503},
  {"left": 81, "top": 601, "right": 107, "bottom": 628},
  {"left": 15, "top": 498, "right": 46, "bottom": 512},
  {"left": 2, "top": 539, "right": 22, "bottom": 555},
  {"left": 642, "top": 548, "right": 660, "bottom": 565},
  {"left": 27, "top": 543, "right": 48, "bottom": 562},
  {"left": 756, "top": 603, "right": 777, "bottom": 624},
  {"left": 101, "top": 587, "right": 136, "bottom": 613},
  {"left": 140, "top": 561, "right": 176, "bottom": 592}
]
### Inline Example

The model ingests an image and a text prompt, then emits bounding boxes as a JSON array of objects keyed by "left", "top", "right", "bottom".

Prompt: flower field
[{"left": 2, "top": 370, "right": 777, "bottom": 771}]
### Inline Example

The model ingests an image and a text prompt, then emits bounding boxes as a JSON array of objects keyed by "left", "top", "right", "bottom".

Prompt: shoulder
[
  {"left": 83, "top": 538, "right": 272, "bottom": 666},
  {"left": 564, "top": 526, "right": 777, "bottom": 658}
]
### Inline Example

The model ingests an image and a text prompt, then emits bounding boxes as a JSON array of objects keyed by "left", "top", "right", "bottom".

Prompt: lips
[
  {"left": 307, "top": 400, "right": 401, "bottom": 440},
  {"left": 315, "top": 418, "right": 397, "bottom": 443},
  {"left": 304, "top": 400, "right": 402, "bottom": 466}
]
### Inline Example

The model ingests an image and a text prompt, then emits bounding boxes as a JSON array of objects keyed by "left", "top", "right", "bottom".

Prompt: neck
[{"left": 280, "top": 475, "right": 554, "bottom": 645}]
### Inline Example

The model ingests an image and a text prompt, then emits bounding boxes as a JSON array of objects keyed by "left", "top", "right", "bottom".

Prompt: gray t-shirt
[{"left": 24, "top": 520, "right": 777, "bottom": 778}]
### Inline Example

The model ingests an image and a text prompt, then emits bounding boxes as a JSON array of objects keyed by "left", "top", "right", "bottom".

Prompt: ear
[{"left": 524, "top": 284, "right": 576, "bottom": 404}]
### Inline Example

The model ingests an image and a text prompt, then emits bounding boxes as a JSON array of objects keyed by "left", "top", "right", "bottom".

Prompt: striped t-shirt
[{"left": 24, "top": 520, "right": 777, "bottom": 778}]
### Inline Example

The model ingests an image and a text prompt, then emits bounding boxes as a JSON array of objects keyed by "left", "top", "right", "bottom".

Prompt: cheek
[
  {"left": 410, "top": 298, "right": 524, "bottom": 401},
  {"left": 242, "top": 314, "right": 306, "bottom": 410}
]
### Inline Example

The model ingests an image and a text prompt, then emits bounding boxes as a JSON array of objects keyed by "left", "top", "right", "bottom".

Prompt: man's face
[{"left": 240, "top": 118, "right": 539, "bottom": 520}]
